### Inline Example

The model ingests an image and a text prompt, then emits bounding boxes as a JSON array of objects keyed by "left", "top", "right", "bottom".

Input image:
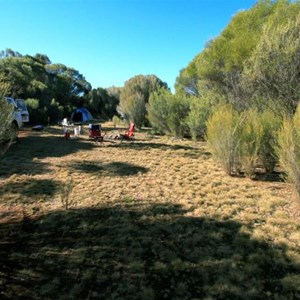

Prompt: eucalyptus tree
[
  {"left": 46, "top": 64, "right": 92, "bottom": 108},
  {"left": 175, "top": 0, "right": 279, "bottom": 107},
  {"left": 242, "top": 3, "right": 300, "bottom": 115},
  {"left": 117, "top": 75, "right": 168, "bottom": 127},
  {"left": 88, "top": 87, "right": 119, "bottom": 119},
  {"left": 0, "top": 48, "right": 21, "bottom": 59},
  {"left": 0, "top": 50, "right": 92, "bottom": 123}
]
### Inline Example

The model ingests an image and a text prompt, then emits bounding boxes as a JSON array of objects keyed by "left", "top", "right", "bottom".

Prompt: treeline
[
  {"left": 0, "top": 49, "right": 116, "bottom": 124},
  {"left": 0, "top": 49, "right": 168, "bottom": 126},
  {"left": 147, "top": 0, "right": 300, "bottom": 198},
  {"left": 148, "top": 0, "right": 300, "bottom": 139}
]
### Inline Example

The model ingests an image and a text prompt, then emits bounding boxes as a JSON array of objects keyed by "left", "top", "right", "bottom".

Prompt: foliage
[
  {"left": 185, "top": 96, "right": 212, "bottom": 141},
  {"left": 206, "top": 104, "right": 243, "bottom": 175},
  {"left": 147, "top": 89, "right": 190, "bottom": 138},
  {"left": 112, "top": 115, "right": 127, "bottom": 128},
  {"left": 166, "top": 93, "right": 190, "bottom": 138},
  {"left": 59, "top": 174, "right": 74, "bottom": 210},
  {"left": 175, "top": 0, "right": 300, "bottom": 117},
  {"left": 0, "top": 77, "right": 14, "bottom": 153},
  {"left": 0, "top": 96, "right": 14, "bottom": 147},
  {"left": 277, "top": 104, "right": 300, "bottom": 198},
  {"left": 147, "top": 88, "right": 171, "bottom": 134},
  {"left": 118, "top": 75, "right": 168, "bottom": 127},
  {"left": 176, "top": 0, "right": 277, "bottom": 101},
  {"left": 242, "top": 4, "right": 300, "bottom": 115},
  {"left": 0, "top": 52, "right": 92, "bottom": 124},
  {"left": 239, "top": 109, "right": 264, "bottom": 178},
  {"left": 259, "top": 110, "right": 282, "bottom": 172},
  {"left": 88, "top": 87, "right": 119, "bottom": 120}
]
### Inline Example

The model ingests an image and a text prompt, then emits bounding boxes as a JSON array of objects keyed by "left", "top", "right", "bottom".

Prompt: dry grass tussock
[{"left": 0, "top": 125, "right": 299, "bottom": 299}]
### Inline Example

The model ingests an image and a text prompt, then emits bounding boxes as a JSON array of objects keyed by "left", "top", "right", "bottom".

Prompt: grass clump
[{"left": 59, "top": 172, "right": 74, "bottom": 210}]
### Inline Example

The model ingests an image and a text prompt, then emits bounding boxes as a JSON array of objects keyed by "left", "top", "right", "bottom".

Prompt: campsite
[
  {"left": 0, "top": 125, "right": 299, "bottom": 299},
  {"left": 1, "top": 0, "right": 300, "bottom": 299}
]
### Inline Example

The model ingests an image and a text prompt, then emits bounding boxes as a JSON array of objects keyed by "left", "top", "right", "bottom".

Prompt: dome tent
[{"left": 71, "top": 108, "right": 93, "bottom": 124}]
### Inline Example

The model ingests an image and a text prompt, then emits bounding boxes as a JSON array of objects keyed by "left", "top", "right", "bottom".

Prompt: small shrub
[
  {"left": 239, "top": 109, "right": 264, "bottom": 178},
  {"left": 206, "top": 104, "right": 243, "bottom": 175},
  {"left": 60, "top": 176, "right": 74, "bottom": 210}
]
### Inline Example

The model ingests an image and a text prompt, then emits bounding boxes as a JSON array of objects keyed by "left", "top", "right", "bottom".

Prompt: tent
[{"left": 70, "top": 108, "right": 93, "bottom": 124}]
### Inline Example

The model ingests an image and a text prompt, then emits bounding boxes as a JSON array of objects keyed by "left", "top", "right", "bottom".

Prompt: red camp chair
[
  {"left": 88, "top": 124, "right": 105, "bottom": 142},
  {"left": 119, "top": 122, "right": 135, "bottom": 140}
]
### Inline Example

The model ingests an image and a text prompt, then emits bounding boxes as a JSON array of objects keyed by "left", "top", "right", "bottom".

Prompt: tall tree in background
[
  {"left": 46, "top": 63, "right": 92, "bottom": 107},
  {"left": 117, "top": 75, "right": 168, "bottom": 127},
  {"left": 88, "top": 87, "right": 119, "bottom": 119},
  {"left": 0, "top": 51, "right": 92, "bottom": 123}
]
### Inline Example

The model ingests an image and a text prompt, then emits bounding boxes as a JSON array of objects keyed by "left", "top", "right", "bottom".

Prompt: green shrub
[
  {"left": 147, "top": 89, "right": 190, "bottom": 138},
  {"left": 277, "top": 104, "right": 300, "bottom": 199},
  {"left": 147, "top": 89, "right": 171, "bottom": 134},
  {"left": 186, "top": 96, "right": 211, "bottom": 141},
  {"left": 239, "top": 109, "right": 264, "bottom": 178},
  {"left": 0, "top": 83, "right": 14, "bottom": 154},
  {"left": 0, "top": 97, "right": 14, "bottom": 142},
  {"left": 259, "top": 110, "right": 281, "bottom": 173},
  {"left": 167, "top": 93, "right": 190, "bottom": 138},
  {"left": 206, "top": 104, "right": 243, "bottom": 175}
]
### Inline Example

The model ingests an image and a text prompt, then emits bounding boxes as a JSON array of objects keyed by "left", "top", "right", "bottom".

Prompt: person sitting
[{"left": 114, "top": 121, "right": 135, "bottom": 140}]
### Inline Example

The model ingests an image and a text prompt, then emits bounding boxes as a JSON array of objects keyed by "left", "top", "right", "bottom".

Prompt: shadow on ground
[
  {"left": 0, "top": 203, "right": 299, "bottom": 299},
  {"left": 69, "top": 160, "right": 149, "bottom": 177},
  {"left": 0, "top": 134, "right": 95, "bottom": 178},
  {"left": 0, "top": 179, "right": 60, "bottom": 205},
  {"left": 107, "top": 141, "right": 194, "bottom": 151}
]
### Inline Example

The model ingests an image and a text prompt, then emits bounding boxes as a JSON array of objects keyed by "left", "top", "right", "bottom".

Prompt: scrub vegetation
[{"left": 1, "top": 1, "right": 300, "bottom": 298}]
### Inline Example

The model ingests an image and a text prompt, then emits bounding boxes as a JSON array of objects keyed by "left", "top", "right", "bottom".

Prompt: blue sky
[{"left": 1, "top": 0, "right": 257, "bottom": 91}]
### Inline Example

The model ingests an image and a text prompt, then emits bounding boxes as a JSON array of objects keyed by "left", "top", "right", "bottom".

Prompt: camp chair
[
  {"left": 118, "top": 122, "right": 135, "bottom": 140},
  {"left": 88, "top": 124, "right": 105, "bottom": 143}
]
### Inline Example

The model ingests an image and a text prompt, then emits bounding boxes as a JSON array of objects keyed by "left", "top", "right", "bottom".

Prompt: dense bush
[
  {"left": 277, "top": 104, "right": 300, "bottom": 198},
  {"left": 118, "top": 75, "right": 168, "bottom": 128},
  {"left": 186, "top": 96, "right": 211, "bottom": 141},
  {"left": 259, "top": 110, "right": 281, "bottom": 173},
  {"left": 206, "top": 104, "right": 243, "bottom": 175},
  {"left": 0, "top": 97, "right": 14, "bottom": 144},
  {"left": 239, "top": 109, "right": 264, "bottom": 178},
  {"left": 0, "top": 80, "right": 14, "bottom": 152},
  {"left": 207, "top": 106, "right": 281, "bottom": 178},
  {"left": 147, "top": 89, "right": 190, "bottom": 138}
]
